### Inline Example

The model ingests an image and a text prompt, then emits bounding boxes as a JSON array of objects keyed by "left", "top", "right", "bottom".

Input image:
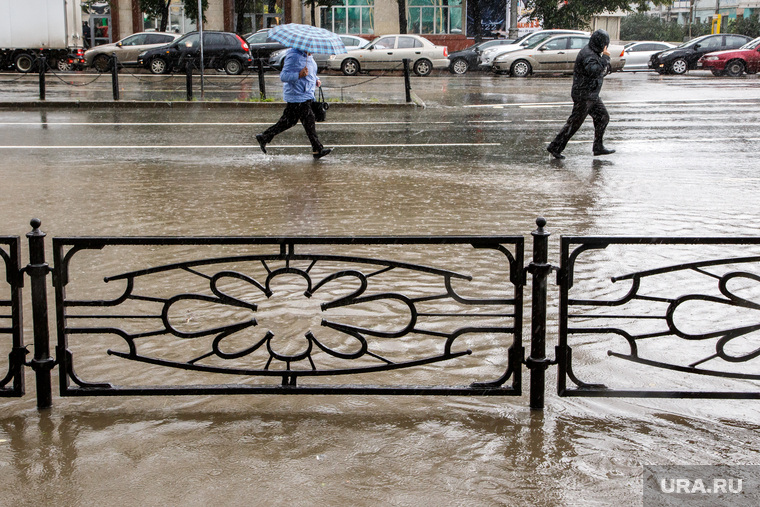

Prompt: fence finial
[
  {"left": 535, "top": 217, "right": 547, "bottom": 232},
  {"left": 30, "top": 218, "right": 41, "bottom": 232}
]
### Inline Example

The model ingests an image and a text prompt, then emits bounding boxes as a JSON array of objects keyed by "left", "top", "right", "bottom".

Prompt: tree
[
  {"left": 527, "top": 0, "right": 670, "bottom": 30},
  {"left": 140, "top": 0, "right": 208, "bottom": 31},
  {"left": 398, "top": 0, "right": 408, "bottom": 34},
  {"left": 728, "top": 14, "right": 760, "bottom": 38},
  {"left": 140, "top": 0, "right": 173, "bottom": 32},
  {"left": 234, "top": 0, "right": 254, "bottom": 34}
]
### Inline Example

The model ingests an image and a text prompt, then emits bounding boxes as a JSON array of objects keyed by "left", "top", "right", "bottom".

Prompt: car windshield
[
  {"left": 523, "top": 33, "right": 558, "bottom": 48},
  {"left": 524, "top": 34, "right": 558, "bottom": 49},
  {"left": 741, "top": 37, "right": 760, "bottom": 50},
  {"left": 677, "top": 35, "right": 711, "bottom": 48}
]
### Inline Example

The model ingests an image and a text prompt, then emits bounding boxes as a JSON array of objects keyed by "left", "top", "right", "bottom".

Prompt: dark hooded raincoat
[{"left": 547, "top": 29, "right": 613, "bottom": 156}]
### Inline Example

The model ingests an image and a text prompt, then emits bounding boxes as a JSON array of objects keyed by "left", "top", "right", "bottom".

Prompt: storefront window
[
  {"left": 321, "top": 0, "right": 374, "bottom": 35},
  {"left": 407, "top": 0, "right": 462, "bottom": 34}
]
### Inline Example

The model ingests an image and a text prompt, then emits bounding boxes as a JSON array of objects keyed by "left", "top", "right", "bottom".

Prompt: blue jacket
[{"left": 280, "top": 49, "right": 318, "bottom": 103}]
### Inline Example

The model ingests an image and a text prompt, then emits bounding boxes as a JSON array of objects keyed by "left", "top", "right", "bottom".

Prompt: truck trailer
[{"left": 0, "top": 0, "right": 84, "bottom": 72}]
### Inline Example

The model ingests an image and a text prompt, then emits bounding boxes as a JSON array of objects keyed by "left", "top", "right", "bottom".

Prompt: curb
[{"left": 0, "top": 100, "right": 418, "bottom": 110}]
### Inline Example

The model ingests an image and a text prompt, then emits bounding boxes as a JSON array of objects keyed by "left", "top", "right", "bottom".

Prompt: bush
[
  {"left": 727, "top": 14, "right": 760, "bottom": 38},
  {"left": 621, "top": 12, "right": 710, "bottom": 42}
]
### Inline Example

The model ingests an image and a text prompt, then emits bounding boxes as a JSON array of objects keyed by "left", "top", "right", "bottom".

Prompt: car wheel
[
  {"left": 670, "top": 58, "right": 688, "bottom": 75},
  {"left": 413, "top": 59, "right": 432, "bottom": 77},
  {"left": 56, "top": 58, "right": 72, "bottom": 72},
  {"left": 14, "top": 53, "right": 34, "bottom": 73},
  {"left": 224, "top": 58, "right": 243, "bottom": 75},
  {"left": 93, "top": 54, "right": 112, "bottom": 73},
  {"left": 449, "top": 57, "right": 468, "bottom": 75},
  {"left": 725, "top": 60, "right": 745, "bottom": 77},
  {"left": 341, "top": 58, "right": 359, "bottom": 76},
  {"left": 150, "top": 57, "right": 169, "bottom": 75},
  {"left": 711, "top": 70, "right": 726, "bottom": 77},
  {"left": 510, "top": 59, "right": 531, "bottom": 77}
]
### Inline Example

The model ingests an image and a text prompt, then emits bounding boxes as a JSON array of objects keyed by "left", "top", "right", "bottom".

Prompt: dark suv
[
  {"left": 138, "top": 31, "right": 252, "bottom": 75},
  {"left": 649, "top": 33, "right": 752, "bottom": 74}
]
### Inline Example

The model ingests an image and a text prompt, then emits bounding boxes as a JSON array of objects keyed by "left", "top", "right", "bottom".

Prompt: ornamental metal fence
[{"left": 2, "top": 218, "right": 759, "bottom": 411}]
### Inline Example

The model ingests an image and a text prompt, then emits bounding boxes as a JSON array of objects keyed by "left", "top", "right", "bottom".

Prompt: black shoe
[
  {"left": 547, "top": 146, "right": 565, "bottom": 159},
  {"left": 313, "top": 148, "right": 332, "bottom": 160},
  {"left": 593, "top": 147, "right": 615, "bottom": 156},
  {"left": 255, "top": 134, "right": 267, "bottom": 154}
]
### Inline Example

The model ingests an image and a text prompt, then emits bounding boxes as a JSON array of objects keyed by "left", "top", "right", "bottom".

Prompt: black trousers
[
  {"left": 260, "top": 100, "right": 323, "bottom": 153},
  {"left": 548, "top": 97, "right": 609, "bottom": 154}
]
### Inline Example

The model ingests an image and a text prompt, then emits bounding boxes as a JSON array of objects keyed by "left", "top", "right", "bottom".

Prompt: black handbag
[{"left": 311, "top": 87, "right": 328, "bottom": 122}]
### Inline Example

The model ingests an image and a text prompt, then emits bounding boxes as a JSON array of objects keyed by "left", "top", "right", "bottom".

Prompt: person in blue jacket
[{"left": 256, "top": 48, "right": 331, "bottom": 159}]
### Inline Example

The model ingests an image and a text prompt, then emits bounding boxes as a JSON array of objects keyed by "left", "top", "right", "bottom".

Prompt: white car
[
  {"left": 328, "top": 34, "right": 449, "bottom": 76},
  {"left": 622, "top": 41, "right": 676, "bottom": 71},
  {"left": 268, "top": 34, "right": 369, "bottom": 70},
  {"left": 492, "top": 34, "right": 626, "bottom": 76},
  {"left": 478, "top": 29, "right": 589, "bottom": 70},
  {"left": 85, "top": 32, "right": 180, "bottom": 72}
]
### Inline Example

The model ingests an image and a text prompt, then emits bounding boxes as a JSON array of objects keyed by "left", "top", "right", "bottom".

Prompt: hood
[{"left": 589, "top": 29, "right": 610, "bottom": 53}]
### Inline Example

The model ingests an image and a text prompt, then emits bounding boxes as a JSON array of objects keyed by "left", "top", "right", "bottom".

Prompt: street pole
[
  {"left": 508, "top": 0, "right": 519, "bottom": 39},
  {"left": 198, "top": 0, "right": 204, "bottom": 99}
]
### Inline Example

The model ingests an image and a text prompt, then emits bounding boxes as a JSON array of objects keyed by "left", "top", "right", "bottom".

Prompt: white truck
[{"left": 0, "top": 0, "right": 84, "bottom": 72}]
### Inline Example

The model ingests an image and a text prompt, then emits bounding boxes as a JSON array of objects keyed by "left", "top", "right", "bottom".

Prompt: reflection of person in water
[{"left": 82, "top": 21, "right": 91, "bottom": 48}]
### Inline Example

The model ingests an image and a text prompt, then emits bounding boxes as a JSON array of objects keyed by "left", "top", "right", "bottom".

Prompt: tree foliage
[
  {"left": 527, "top": 0, "right": 670, "bottom": 30},
  {"left": 727, "top": 14, "right": 760, "bottom": 38}
]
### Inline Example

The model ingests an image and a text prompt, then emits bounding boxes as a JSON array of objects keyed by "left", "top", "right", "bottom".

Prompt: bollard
[
  {"left": 402, "top": 58, "right": 412, "bottom": 103},
  {"left": 527, "top": 217, "right": 551, "bottom": 410},
  {"left": 257, "top": 59, "right": 266, "bottom": 100},
  {"left": 111, "top": 53, "right": 120, "bottom": 101},
  {"left": 186, "top": 60, "right": 193, "bottom": 101},
  {"left": 26, "top": 219, "right": 54, "bottom": 409},
  {"left": 38, "top": 56, "right": 46, "bottom": 100}
]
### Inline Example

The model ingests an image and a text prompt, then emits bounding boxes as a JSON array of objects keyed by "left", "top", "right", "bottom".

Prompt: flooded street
[{"left": 1, "top": 72, "right": 760, "bottom": 506}]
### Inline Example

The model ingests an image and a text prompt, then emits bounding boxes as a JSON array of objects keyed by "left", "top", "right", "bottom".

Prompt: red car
[{"left": 699, "top": 36, "right": 760, "bottom": 76}]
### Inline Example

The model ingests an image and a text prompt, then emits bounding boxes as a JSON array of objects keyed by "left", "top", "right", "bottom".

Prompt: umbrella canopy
[{"left": 268, "top": 24, "right": 347, "bottom": 55}]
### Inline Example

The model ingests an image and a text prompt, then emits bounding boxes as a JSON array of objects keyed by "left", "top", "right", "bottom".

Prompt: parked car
[
  {"left": 268, "top": 34, "right": 369, "bottom": 70},
  {"left": 621, "top": 41, "right": 675, "bottom": 71},
  {"left": 85, "top": 32, "right": 180, "bottom": 72},
  {"left": 648, "top": 33, "right": 752, "bottom": 74},
  {"left": 698, "top": 36, "right": 760, "bottom": 76},
  {"left": 447, "top": 39, "right": 514, "bottom": 74},
  {"left": 327, "top": 34, "right": 448, "bottom": 76},
  {"left": 492, "top": 34, "right": 625, "bottom": 76},
  {"left": 246, "top": 29, "right": 288, "bottom": 65},
  {"left": 478, "top": 29, "right": 589, "bottom": 70},
  {"left": 138, "top": 31, "right": 252, "bottom": 75}
]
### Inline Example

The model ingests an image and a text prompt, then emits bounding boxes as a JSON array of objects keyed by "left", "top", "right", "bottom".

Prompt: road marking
[
  {"left": 0, "top": 143, "right": 502, "bottom": 149},
  {"left": 464, "top": 98, "right": 760, "bottom": 108},
  {"left": 0, "top": 121, "right": 455, "bottom": 126}
]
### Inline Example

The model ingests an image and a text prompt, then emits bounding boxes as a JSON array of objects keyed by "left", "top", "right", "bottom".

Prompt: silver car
[
  {"left": 268, "top": 34, "right": 370, "bottom": 71},
  {"left": 622, "top": 41, "right": 676, "bottom": 71},
  {"left": 328, "top": 34, "right": 449, "bottom": 76},
  {"left": 85, "top": 32, "right": 180, "bottom": 72},
  {"left": 478, "top": 29, "right": 589, "bottom": 70},
  {"left": 492, "top": 34, "right": 626, "bottom": 76}
]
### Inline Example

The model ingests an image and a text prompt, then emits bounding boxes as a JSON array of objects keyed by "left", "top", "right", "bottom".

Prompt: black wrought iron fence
[
  {"left": 0, "top": 236, "right": 25, "bottom": 397},
  {"left": 3, "top": 218, "right": 760, "bottom": 411}
]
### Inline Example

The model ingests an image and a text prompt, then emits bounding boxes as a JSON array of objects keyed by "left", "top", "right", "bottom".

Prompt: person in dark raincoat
[
  {"left": 255, "top": 48, "right": 331, "bottom": 159},
  {"left": 547, "top": 29, "right": 615, "bottom": 159}
]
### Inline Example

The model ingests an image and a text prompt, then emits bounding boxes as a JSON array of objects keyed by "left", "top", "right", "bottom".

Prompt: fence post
[
  {"left": 402, "top": 58, "right": 412, "bottom": 103},
  {"left": 257, "top": 59, "right": 266, "bottom": 100},
  {"left": 26, "top": 218, "right": 54, "bottom": 409},
  {"left": 111, "top": 53, "right": 120, "bottom": 101},
  {"left": 527, "top": 217, "right": 552, "bottom": 410},
  {"left": 186, "top": 60, "right": 193, "bottom": 101},
  {"left": 38, "top": 56, "right": 46, "bottom": 101}
]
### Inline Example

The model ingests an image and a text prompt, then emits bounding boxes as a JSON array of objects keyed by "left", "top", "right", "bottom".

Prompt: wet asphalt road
[{"left": 2, "top": 70, "right": 760, "bottom": 507}]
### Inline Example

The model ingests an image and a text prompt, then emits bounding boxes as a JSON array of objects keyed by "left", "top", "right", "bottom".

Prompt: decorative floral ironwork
[{"left": 54, "top": 238, "right": 523, "bottom": 394}]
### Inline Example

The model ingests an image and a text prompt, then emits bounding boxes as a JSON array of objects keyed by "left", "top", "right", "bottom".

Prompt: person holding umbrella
[{"left": 256, "top": 24, "right": 346, "bottom": 159}]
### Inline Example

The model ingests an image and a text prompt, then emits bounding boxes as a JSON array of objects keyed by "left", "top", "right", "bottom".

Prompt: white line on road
[
  {"left": 0, "top": 121, "right": 455, "bottom": 126},
  {"left": 0, "top": 143, "right": 502, "bottom": 149}
]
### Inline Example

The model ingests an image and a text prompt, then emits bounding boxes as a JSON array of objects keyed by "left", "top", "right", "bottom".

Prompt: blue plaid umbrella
[{"left": 268, "top": 24, "right": 347, "bottom": 55}]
